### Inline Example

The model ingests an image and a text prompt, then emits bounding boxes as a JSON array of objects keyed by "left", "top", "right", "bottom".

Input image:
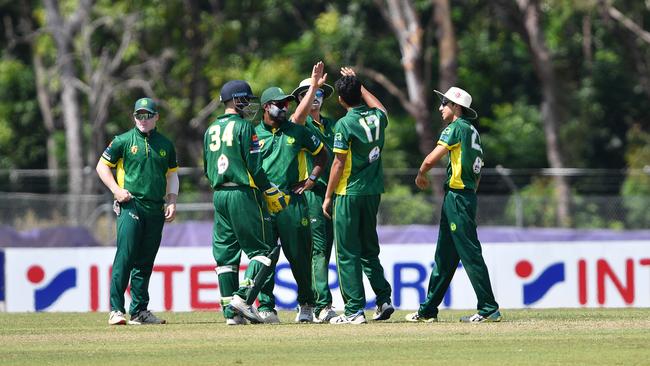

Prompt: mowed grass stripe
[{"left": 0, "top": 309, "right": 648, "bottom": 365}]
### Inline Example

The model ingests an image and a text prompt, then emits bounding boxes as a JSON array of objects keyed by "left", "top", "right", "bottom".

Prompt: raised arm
[
  {"left": 340, "top": 67, "right": 387, "bottom": 114},
  {"left": 293, "top": 61, "right": 328, "bottom": 125}
]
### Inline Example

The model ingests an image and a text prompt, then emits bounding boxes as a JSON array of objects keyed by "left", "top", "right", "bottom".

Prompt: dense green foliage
[{"left": 0, "top": 0, "right": 648, "bottom": 228}]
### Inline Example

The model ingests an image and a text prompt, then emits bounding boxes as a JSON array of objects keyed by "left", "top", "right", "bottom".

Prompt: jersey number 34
[{"left": 209, "top": 122, "right": 235, "bottom": 151}]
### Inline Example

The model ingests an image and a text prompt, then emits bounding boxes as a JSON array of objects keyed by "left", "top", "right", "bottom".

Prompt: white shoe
[
  {"left": 329, "top": 310, "right": 367, "bottom": 325},
  {"left": 372, "top": 302, "right": 395, "bottom": 321},
  {"left": 226, "top": 314, "right": 248, "bottom": 325},
  {"left": 128, "top": 310, "right": 166, "bottom": 325},
  {"left": 405, "top": 312, "right": 438, "bottom": 323},
  {"left": 230, "top": 295, "right": 263, "bottom": 324},
  {"left": 259, "top": 310, "right": 281, "bottom": 324},
  {"left": 108, "top": 310, "right": 126, "bottom": 325},
  {"left": 295, "top": 304, "right": 314, "bottom": 323},
  {"left": 313, "top": 306, "right": 337, "bottom": 323}
]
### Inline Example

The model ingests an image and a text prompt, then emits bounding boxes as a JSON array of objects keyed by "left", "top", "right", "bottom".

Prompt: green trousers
[
  {"left": 211, "top": 187, "right": 275, "bottom": 319},
  {"left": 258, "top": 193, "right": 314, "bottom": 311},
  {"left": 419, "top": 189, "right": 499, "bottom": 318},
  {"left": 333, "top": 194, "right": 392, "bottom": 316},
  {"left": 110, "top": 199, "right": 164, "bottom": 316},
  {"left": 305, "top": 185, "right": 334, "bottom": 314}
]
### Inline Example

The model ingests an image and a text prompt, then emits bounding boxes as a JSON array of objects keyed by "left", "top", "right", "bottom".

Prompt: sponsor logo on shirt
[
  {"left": 250, "top": 134, "right": 261, "bottom": 153},
  {"left": 131, "top": 146, "right": 138, "bottom": 155},
  {"left": 310, "top": 135, "right": 320, "bottom": 147},
  {"left": 368, "top": 146, "right": 381, "bottom": 163},
  {"left": 217, "top": 154, "right": 229, "bottom": 174}
]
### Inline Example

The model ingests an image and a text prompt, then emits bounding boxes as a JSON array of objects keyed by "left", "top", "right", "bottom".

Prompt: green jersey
[
  {"left": 332, "top": 106, "right": 387, "bottom": 195},
  {"left": 255, "top": 119, "right": 324, "bottom": 192},
  {"left": 203, "top": 113, "right": 271, "bottom": 191},
  {"left": 437, "top": 117, "right": 484, "bottom": 191},
  {"left": 303, "top": 115, "right": 335, "bottom": 187},
  {"left": 100, "top": 127, "right": 178, "bottom": 211}
]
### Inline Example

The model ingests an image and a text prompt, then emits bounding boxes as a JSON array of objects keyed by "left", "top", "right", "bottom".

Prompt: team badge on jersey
[
  {"left": 286, "top": 136, "right": 295, "bottom": 145},
  {"left": 159, "top": 149, "right": 167, "bottom": 157},
  {"left": 217, "top": 154, "right": 229, "bottom": 174},
  {"left": 131, "top": 146, "right": 138, "bottom": 155}
]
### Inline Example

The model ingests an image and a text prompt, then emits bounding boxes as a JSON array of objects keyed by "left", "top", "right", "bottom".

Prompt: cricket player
[
  {"left": 255, "top": 85, "right": 328, "bottom": 323},
  {"left": 322, "top": 68, "right": 394, "bottom": 324},
  {"left": 204, "top": 80, "right": 290, "bottom": 325},
  {"left": 96, "top": 97, "right": 178, "bottom": 325},
  {"left": 405, "top": 86, "right": 501, "bottom": 323},
  {"left": 290, "top": 61, "right": 338, "bottom": 323}
]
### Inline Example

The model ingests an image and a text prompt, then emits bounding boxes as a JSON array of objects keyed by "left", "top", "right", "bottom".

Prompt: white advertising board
[{"left": 3, "top": 241, "right": 649, "bottom": 312}]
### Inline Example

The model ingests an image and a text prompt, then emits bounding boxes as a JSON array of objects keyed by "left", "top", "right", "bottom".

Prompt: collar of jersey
[
  {"left": 261, "top": 119, "right": 289, "bottom": 133},
  {"left": 134, "top": 127, "right": 157, "bottom": 138}
]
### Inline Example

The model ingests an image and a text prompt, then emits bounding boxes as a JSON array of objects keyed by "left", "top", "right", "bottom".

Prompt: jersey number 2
[{"left": 208, "top": 122, "right": 235, "bottom": 151}]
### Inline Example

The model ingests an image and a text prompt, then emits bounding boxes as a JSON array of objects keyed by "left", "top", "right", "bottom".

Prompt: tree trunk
[
  {"left": 44, "top": 0, "right": 90, "bottom": 224},
  {"left": 380, "top": 0, "right": 436, "bottom": 157},
  {"left": 434, "top": 0, "right": 458, "bottom": 91},
  {"left": 18, "top": 0, "right": 60, "bottom": 193},
  {"left": 517, "top": 0, "right": 571, "bottom": 227},
  {"left": 33, "top": 54, "right": 60, "bottom": 192}
]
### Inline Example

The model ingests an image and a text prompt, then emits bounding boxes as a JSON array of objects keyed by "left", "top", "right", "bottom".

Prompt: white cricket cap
[{"left": 434, "top": 86, "right": 477, "bottom": 119}]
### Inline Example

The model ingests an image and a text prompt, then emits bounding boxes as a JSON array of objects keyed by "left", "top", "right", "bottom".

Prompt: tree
[{"left": 514, "top": 0, "right": 572, "bottom": 227}]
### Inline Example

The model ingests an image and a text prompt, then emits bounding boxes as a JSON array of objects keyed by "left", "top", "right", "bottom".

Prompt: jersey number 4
[
  {"left": 208, "top": 122, "right": 235, "bottom": 151},
  {"left": 359, "top": 115, "right": 380, "bottom": 142}
]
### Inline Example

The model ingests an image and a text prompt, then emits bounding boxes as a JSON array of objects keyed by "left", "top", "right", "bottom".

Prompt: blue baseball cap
[{"left": 220, "top": 80, "right": 257, "bottom": 103}]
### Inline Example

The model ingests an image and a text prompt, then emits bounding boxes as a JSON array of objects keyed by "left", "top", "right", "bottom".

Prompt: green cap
[
  {"left": 260, "top": 87, "right": 295, "bottom": 105},
  {"left": 134, "top": 98, "right": 157, "bottom": 113}
]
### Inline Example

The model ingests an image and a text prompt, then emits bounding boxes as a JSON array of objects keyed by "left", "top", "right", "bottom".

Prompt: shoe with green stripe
[{"left": 460, "top": 310, "right": 502, "bottom": 323}]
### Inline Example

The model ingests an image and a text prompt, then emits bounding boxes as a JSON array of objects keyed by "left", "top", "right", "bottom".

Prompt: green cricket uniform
[
  {"left": 418, "top": 117, "right": 499, "bottom": 318},
  {"left": 332, "top": 106, "right": 392, "bottom": 316},
  {"left": 255, "top": 119, "right": 324, "bottom": 310},
  {"left": 203, "top": 113, "right": 277, "bottom": 320},
  {"left": 100, "top": 127, "right": 177, "bottom": 316},
  {"left": 303, "top": 115, "right": 336, "bottom": 314}
]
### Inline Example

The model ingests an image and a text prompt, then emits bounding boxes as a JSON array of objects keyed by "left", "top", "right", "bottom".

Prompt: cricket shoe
[
  {"left": 128, "top": 310, "right": 166, "bottom": 325},
  {"left": 460, "top": 310, "right": 502, "bottom": 323},
  {"left": 259, "top": 310, "right": 280, "bottom": 324},
  {"left": 225, "top": 314, "right": 248, "bottom": 326},
  {"left": 108, "top": 310, "right": 126, "bottom": 325},
  {"left": 404, "top": 312, "right": 438, "bottom": 323},
  {"left": 230, "top": 295, "right": 263, "bottom": 324},
  {"left": 295, "top": 304, "right": 314, "bottom": 323},
  {"left": 372, "top": 302, "right": 395, "bottom": 321},
  {"left": 313, "top": 306, "right": 337, "bottom": 323},
  {"left": 329, "top": 310, "right": 367, "bottom": 325}
]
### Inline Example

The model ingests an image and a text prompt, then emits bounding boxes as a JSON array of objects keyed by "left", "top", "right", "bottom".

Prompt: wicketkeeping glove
[{"left": 263, "top": 186, "right": 290, "bottom": 214}]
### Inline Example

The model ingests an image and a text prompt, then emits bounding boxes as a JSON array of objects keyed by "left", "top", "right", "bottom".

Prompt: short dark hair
[{"left": 335, "top": 76, "right": 362, "bottom": 106}]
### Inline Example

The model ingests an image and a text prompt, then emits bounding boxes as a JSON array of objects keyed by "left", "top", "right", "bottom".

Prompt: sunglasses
[
  {"left": 299, "top": 89, "right": 325, "bottom": 99},
  {"left": 271, "top": 100, "right": 289, "bottom": 108},
  {"left": 134, "top": 112, "right": 156, "bottom": 120},
  {"left": 441, "top": 97, "right": 451, "bottom": 107}
]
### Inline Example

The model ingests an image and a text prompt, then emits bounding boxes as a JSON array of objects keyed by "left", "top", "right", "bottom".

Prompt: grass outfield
[{"left": 1, "top": 309, "right": 648, "bottom": 365}]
